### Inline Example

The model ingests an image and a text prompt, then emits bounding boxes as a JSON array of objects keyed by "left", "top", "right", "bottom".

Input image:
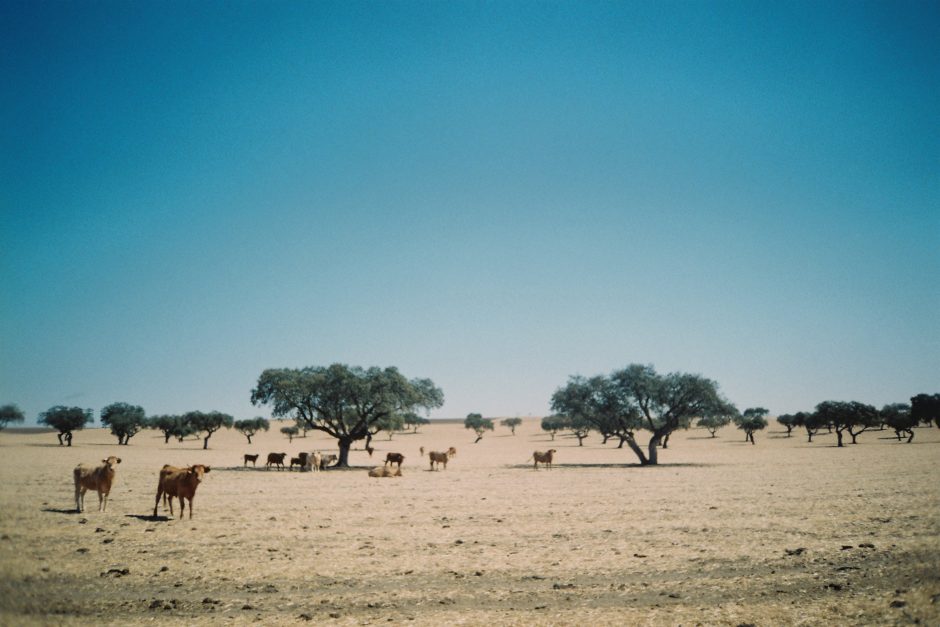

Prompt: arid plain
[{"left": 0, "top": 418, "right": 937, "bottom": 626}]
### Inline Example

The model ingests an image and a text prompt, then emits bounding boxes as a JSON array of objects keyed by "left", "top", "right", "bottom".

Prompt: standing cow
[
  {"left": 154, "top": 464, "right": 210, "bottom": 519},
  {"left": 73, "top": 456, "right": 121, "bottom": 512}
]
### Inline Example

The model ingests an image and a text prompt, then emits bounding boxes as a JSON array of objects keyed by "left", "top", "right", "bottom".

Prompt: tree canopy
[
  {"left": 38, "top": 406, "right": 93, "bottom": 446},
  {"left": 541, "top": 414, "right": 567, "bottom": 440},
  {"left": 148, "top": 414, "right": 194, "bottom": 443},
  {"left": 464, "top": 413, "right": 494, "bottom": 443},
  {"left": 403, "top": 413, "right": 431, "bottom": 433},
  {"left": 280, "top": 424, "right": 299, "bottom": 442},
  {"left": 881, "top": 403, "right": 916, "bottom": 443},
  {"left": 234, "top": 417, "right": 270, "bottom": 444},
  {"left": 100, "top": 402, "right": 147, "bottom": 445},
  {"left": 734, "top": 407, "right": 768, "bottom": 444},
  {"left": 813, "top": 401, "right": 879, "bottom": 446},
  {"left": 251, "top": 364, "right": 444, "bottom": 466},
  {"left": 184, "top": 410, "right": 233, "bottom": 449},
  {"left": 910, "top": 393, "right": 940, "bottom": 428},
  {"left": 500, "top": 417, "right": 523, "bottom": 435},
  {"left": 0, "top": 404, "right": 25, "bottom": 430}
]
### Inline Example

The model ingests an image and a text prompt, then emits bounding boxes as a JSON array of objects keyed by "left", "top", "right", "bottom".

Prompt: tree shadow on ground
[
  {"left": 504, "top": 462, "right": 714, "bottom": 470},
  {"left": 125, "top": 514, "right": 172, "bottom": 522}
]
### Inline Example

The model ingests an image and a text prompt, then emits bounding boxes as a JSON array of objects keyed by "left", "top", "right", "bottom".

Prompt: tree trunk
[
  {"left": 601, "top": 434, "right": 609, "bottom": 444},
  {"left": 646, "top": 434, "right": 660, "bottom": 465},
  {"left": 622, "top": 434, "right": 649, "bottom": 464},
  {"left": 906, "top": 430, "right": 914, "bottom": 443},
  {"left": 164, "top": 432, "right": 171, "bottom": 444},
  {"left": 617, "top": 435, "right": 626, "bottom": 449},
  {"left": 337, "top": 438, "right": 352, "bottom": 467},
  {"left": 550, "top": 432, "right": 555, "bottom": 441},
  {"left": 246, "top": 434, "right": 253, "bottom": 444},
  {"left": 57, "top": 432, "right": 64, "bottom": 446},
  {"left": 203, "top": 435, "right": 210, "bottom": 449},
  {"left": 576, "top": 434, "right": 585, "bottom": 446},
  {"left": 474, "top": 434, "right": 483, "bottom": 443},
  {"left": 835, "top": 428, "right": 844, "bottom": 447}
]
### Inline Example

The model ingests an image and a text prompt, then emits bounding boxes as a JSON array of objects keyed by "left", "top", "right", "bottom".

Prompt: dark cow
[
  {"left": 244, "top": 454, "right": 259, "bottom": 467},
  {"left": 385, "top": 452, "right": 405, "bottom": 468},
  {"left": 266, "top": 452, "right": 287, "bottom": 470}
]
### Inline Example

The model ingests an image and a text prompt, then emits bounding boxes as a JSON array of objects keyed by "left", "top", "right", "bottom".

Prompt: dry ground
[{"left": 0, "top": 418, "right": 937, "bottom": 626}]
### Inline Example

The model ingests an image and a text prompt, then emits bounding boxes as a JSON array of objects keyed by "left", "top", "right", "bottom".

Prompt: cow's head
[
  {"left": 103, "top": 456, "right": 122, "bottom": 467},
  {"left": 189, "top": 465, "right": 210, "bottom": 482}
]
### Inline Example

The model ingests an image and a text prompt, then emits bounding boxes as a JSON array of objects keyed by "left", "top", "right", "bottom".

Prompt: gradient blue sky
[{"left": 2, "top": 1, "right": 937, "bottom": 424}]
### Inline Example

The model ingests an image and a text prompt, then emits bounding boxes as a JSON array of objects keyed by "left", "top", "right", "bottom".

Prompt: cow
[
  {"left": 302, "top": 451, "right": 322, "bottom": 472},
  {"left": 244, "top": 454, "right": 259, "bottom": 467},
  {"left": 266, "top": 452, "right": 287, "bottom": 470},
  {"left": 447, "top": 447, "right": 457, "bottom": 458},
  {"left": 368, "top": 466, "right": 402, "bottom": 478},
  {"left": 290, "top": 452, "right": 309, "bottom": 471},
  {"left": 384, "top": 452, "right": 404, "bottom": 468},
  {"left": 318, "top": 454, "right": 338, "bottom": 470},
  {"left": 154, "top": 464, "right": 210, "bottom": 519},
  {"left": 73, "top": 456, "right": 121, "bottom": 513},
  {"left": 532, "top": 449, "right": 557, "bottom": 469},
  {"left": 429, "top": 451, "right": 449, "bottom": 470}
]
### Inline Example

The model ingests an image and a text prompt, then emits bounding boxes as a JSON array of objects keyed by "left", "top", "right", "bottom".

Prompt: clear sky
[{"left": 2, "top": 1, "right": 938, "bottom": 424}]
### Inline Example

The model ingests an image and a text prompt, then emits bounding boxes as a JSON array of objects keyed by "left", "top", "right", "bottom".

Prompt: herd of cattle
[{"left": 70, "top": 446, "right": 559, "bottom": 520}]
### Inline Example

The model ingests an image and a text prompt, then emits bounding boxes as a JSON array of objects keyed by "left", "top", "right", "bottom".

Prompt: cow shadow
[
  {"left": 125, "top": 514, "right": 172, "bottom": 522},
  {"left": 41, "top": 507, "right": 80, "bottom": 515}
]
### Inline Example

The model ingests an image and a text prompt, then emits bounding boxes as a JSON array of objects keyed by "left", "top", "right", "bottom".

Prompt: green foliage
[
  {"left": 775, "top": 414, "right": 798, "bottom": 437},
  {"left": 403, "top": 412, "right": 431, "bottom": 432},
  {"left": 500, "top": 417, "right": 523, "bottom": 434},
  {"left": 464, "top": 413, "right": 494, "bottom": 441},
  {"left": 734, "top": 407, "right": 768, "bottom": 444},
  {"left": 148, "top": 414, "right": 194, "bottom": 443},
  {"left": 100, "top": 402, "right": 147, "bottom": 445},
  {"left": 0, "top": 404, "right": 25, "bottom": 430},
  {"left": 540, "top": 414, "right": 569, "bottom": 440},
  {"left": 184, "top": 410, "right": 234, "bottom": 449},
  {"left": 697, "top": 413, "right": 732, "bottom": 437},
  {"left": 280, "top": 425, "right": 299, "bottom": 442},
  {"left": 910, "top": 393, "right": 940, "bottom": 428},
  {"left": 251, "top": 364, "right": 444, "bottom": 466},
  {"left": 38, "top": 406, "right": 93, "bottom": 446},
  {"left": 234, "top": 416, "right": 270, "bottom": 443},
  {"left": 881, "top": 403, "right": 916, "bottom": 442},
  {"left": 552, "top": 365, "right": 734, "bottom": 465},
  {"left": 813, "top": 401, "right": 879, "bottom": 446}
]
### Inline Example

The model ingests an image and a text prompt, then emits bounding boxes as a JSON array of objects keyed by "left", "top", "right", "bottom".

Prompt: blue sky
[{"left": 2, "top": 1, "right": 937, "bottom": 424}]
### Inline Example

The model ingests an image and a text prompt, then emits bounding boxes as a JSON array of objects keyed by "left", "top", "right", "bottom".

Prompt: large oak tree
[{"left": 251, "top": 364, "right": 443, "bottom": 467}]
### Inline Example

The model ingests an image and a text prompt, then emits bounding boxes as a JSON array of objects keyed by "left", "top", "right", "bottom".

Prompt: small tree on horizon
[
  {"left": 734, "top": 407, "right": 768, "bottom": 444},
  {"left": 403, "top": 413, "right": 431, "bottom": 433},
  {"left": 280, "top": 425, "right": 299, "bottom": 443},
  {"left": 541, "top": 414, "right": 567, "bottom": 440},
  {"left": 500, "top": 417, "right": 523, "bottom": 435},
  {"left": 0, "top": 404, "right": 25, "bottom": 430},
  {"left": 185, "top": 410, "right": 233, "bottom": 449},
  {"left": 148, "top": 414, "right": 194, "bottom": 443},
  {"left": 38, "top": 406, "right": 94, "bottom": 446},
  {"left": 697, "top": 411, "right": 733, "bottom": 437},
  {"left": 464, "top": 413, "right": 494, "bottom": 443},
  {"left": 881, "top": 403, "right": 916, "bottom": 443},
  {"left": 234, "top": 417, "right": 270, "bottom": 444},
  {"left": 100, "top": 402, "right": 147, "bottom": 445},
  {"left": 776, "top": 414, "right": 797, "bottom": 437},
  {"left": 910, "top": 393, "right": 940, "bottom": 428}
]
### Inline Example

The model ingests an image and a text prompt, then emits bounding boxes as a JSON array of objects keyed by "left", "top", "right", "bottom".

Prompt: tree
[
  {"left": 813, "top": 401, "right": 878, "bottom": 447},
  {"left": 372, "top": 412, "right": 405, "bottom": 440},
  {"left": 234, "top": 417, "right": 270, "bottom": 444},
  {"left": 100, "top": 402, "right": 146, "bottom": 445},
  {"left": 790, "top": 411, "right": 823, "bottom": 442},
  {"left": 910, "top": 393, "right": 940, "bottom": 428},
  {"left": 38, "top": 406, "right": 93, "bottom": 446},
  {"left": 280, "top": 425, "right": 299, "bottom": 443},
  {"left": 697, "top": 412, "right": 732, "bottom": 438},
  {"left": 553, "top": 365, "right": 734, "bottom": 465},
  {"left": 184, "top": 411, "right": 233, "bottom": 449},
  {"left": 566, "top": 413, "right": 592, "bottom": 446},
  {"left": 148, "top": 414, "right": 194, "bottom": 443},
  {"left": 551, "top": 375, "right": 640, "bottom": 449},
  {"left": 403, "top": 413, "right": 431, "bottom": 433},
  {"left": 881, "top": 403, "right": 916, "bottom": 443},
  {"left": 500, "top": 417, "right": 523, "bottom": 435},
  {"left": 734, "top": 407, "right": 768, "bottom": 445},
  {"left": 464, "top": 413, "right": 494, "bottom": 443},
  {"left": 0, "top": 404, "right": 25, "bottom": 430},
  {"left": 541, "top": 414, "right": 567, "bottom": 440},
  {"left": 251, "top": 364, "right": 444, "bottom": 467},
  {"left": 776, "top": 414, "right": 797, "bottom": 437}
]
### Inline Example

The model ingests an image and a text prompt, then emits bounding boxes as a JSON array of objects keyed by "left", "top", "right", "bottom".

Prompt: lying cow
[
  {"left": 74, "top": 456, "right": 121, "bottom": 512},
  {"left": 532, "top": 449, "right": 557, "bottom": 469},
  {"left": 154, "top": 464, "right": 210, "bottom": 519},
  {"left": 429, "top": 451, "right": 449, "bottom": 470},
  {"left": 368, "top": 466, "right": 402, "bottom": 478},
  {"left": 318, "top": 454, "right": 338, "bottom": 470},
  {"left": 385, "top": 452, "right": 404, "bottom": 468},
  {"left": 244, "top": 454, "right": 259, "bottom": 467},
  {"left": 266, "top": 452, "right": 287, "bottom": 470}
]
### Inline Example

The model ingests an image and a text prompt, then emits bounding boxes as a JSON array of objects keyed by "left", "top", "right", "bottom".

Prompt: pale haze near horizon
[{"left": 1, "top": 1, "right": 937, "bottom": 425}]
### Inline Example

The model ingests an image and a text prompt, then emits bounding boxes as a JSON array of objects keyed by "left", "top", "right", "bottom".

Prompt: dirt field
[{"left": 0, "top": 418, "right": 937, "bottom": 626}]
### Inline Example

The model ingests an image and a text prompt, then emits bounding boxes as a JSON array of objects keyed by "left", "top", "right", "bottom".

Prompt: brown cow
[
  {"left": 73, "top": 456, "right": 121, "bottom": 512},
  {"left": 532, "top": 449, "right": 557, "bottom": 469},
  {"left": 419, "top": 446, "right": 425, "bottom": 457},
  {"left": 385, "top": 452, "right": 404, "bottom": 468},
  {"left": 266, "top": 452, "right": 287, "bottom": 470},
  {"left": 244, "top": 454, "right": 259, "bottom": 467},
  {"left": 154, "top": 464, "right": 210, "bottom": 519},
  {"left": 429, "top": 451, "right": 449, "bottom": 470}
]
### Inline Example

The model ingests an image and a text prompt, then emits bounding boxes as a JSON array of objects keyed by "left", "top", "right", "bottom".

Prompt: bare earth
[{"left": 0, "top": 419, "right": 937, "bottom": 626}]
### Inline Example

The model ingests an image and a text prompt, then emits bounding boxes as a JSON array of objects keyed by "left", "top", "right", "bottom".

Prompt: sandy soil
[{"left": 0, "top": 418, "right": 937, "bottom": 626}]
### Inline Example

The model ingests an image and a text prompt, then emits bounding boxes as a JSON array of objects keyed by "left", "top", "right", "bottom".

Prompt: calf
[
  {"left": 532, "top": 449, "right": 557, "bottom": 470},
  {"left": 73, "top": 456, "right": 121, "bottom": 512},
  {"left": 290, "top": 452, "right": 309, "bottom": 471},
  {"left": 384, "top": 452, "right": 405, "bottom": 468},
  {"left": 154, "top": 464, "right": 210, "bottom": 519},
  {"left": 266, "top": 452, "right": 287, "bottom": 470},
  {"left": 244, "top": 454, "right": 259, "bottom": 467},
  {"left": 429, "top": 451, "right": 449, "bottom": 470}
]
